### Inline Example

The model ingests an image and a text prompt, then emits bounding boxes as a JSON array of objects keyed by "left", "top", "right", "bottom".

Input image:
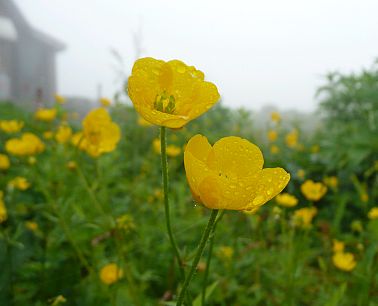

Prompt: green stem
[
  {"left": 160, "top": 127, "right": 186, "bottom": 280},
  {"left": 201, "top": 210, "right": 224, "bottom": 305},
  {"left": 177, "top": 209, "right": 219, "bottom": 306}
]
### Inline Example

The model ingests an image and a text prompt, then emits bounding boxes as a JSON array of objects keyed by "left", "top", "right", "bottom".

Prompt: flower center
[{"left": 154, "top": 91, "right": 176, "bottom": 114}]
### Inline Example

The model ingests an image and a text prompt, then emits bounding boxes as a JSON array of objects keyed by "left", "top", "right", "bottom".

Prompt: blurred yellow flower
[
  {"left": 217, "top": 246, "right": 234, "bottom": 261},
  {"left": 293, "top": 207, "right": 317, "bottom": 228},
  {"left": 275, "top": 193, "right": 298, "bottom": 207},
  {"left": 0, "top": 191, "right": 7, "bottom": 223},
  {"left": 332, "top": 252, "right": 356, "bottom": 272},
  {"left": 43, "top": 131, "right": 54, "bottom": 140},
  {"left": 184, "top": 135, "right": 290, "bottom": 211},
  {"left": 28, "top": 156, "right": 37, "bottom": 165},
  {"left": 9, "top": 177, "right": 30, "bottom": 190},
  {"left": 0, "top": 154, "right": 10, "bottom": 170},
  {"left": 153, "top": 138, "right": 181, "bottom": 157},
  {"left": 82, "top": 108, "right": 121, "bottom": 157},
  {"left": 285, "top": 129, "right": 298, "bottom": 148},
  {"left": 368, "top": 207, "right": 378, "bottom": 220},
  {"left": 25, "top": 221, "right": 39, "bottom": 231},
  {"left": 271, "top": 112, "right": 281, "bottom": 123},
  {"left": 0, "top": 120, "right": 24, "bottom": 133},
  {"left": 360, "top": 192, "right": 369, "bottom": 203},
  {"left": 270, "top": 145, "right": 279, "bottom": 154},
  {"left": 137, "top": 115, "right": 153, "bottom": 127},
  {"left": 35, "top": 108, "right": 57, "bottom": 122},
  {"left": 323, "top": 176, "right": 338, "bottom": 189},
  {"left": 66, "top": 161, "right": 77, "bottom": 170},
  {"left": 100, "top": 97, "right": 111, "bottom": 107},
  {"left": 5, "top": 133, "right": 45, "bottom": 156},
  {"left": 267, "top": 130, "right": 278, "bottom": 142},
  {"left": 55, "top": 94, "right": 66, "bottom": 104},
  {"left": 55, "top": 125, "right": 72, "bottom": 144},
  {"left": 332, "top": 239, "right": 345, "bottom": 253},
  {"left": 301, "top": 180, "right": 327, "bottom": 202},
  {"left": 116, "top": 214, "right": 136, "bottom": 233},
  {"left": 99, "top": 263, "right": 123, "bottom": 285},
  {"left": 128, "top": 57, "right": 220, "bottom": 128},
  {"left": 297, "top": 169, "right": 305, "bottom": 179},
  {"left": 351, "top": 220, "right": 363, "bottom": 232}
]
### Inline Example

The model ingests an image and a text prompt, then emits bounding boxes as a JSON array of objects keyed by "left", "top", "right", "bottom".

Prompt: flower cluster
[
  {"left": 0, "top": 120, "right": 24, "bottom": 133},
  {"left": 5, "top": 133, "right": 45, "bottom": 156}
]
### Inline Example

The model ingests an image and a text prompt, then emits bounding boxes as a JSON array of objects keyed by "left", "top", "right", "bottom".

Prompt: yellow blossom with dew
[
  {"left": 55, "top": 125, "right": 72, "bottom": 144},
  {"left": 0, "top": 120, "right": 24, "bottom": 133},
  {"left": 293, "top": 207, "right": 317, "bottom": 228},
  {"left": 35, "top": 108, "right": 57, "bottom": 122},
  {"left": 270, "top": 145, "right": 279, "bottom": 154},
  {"left": 82, "top": 108, "right": 121, "bottom": 157},
  {"left": 100, "top": 97, "right": 111, "bottom": 107},
  {"left": 271, "top": 112, "right": 281, "bottom": 123},
  {"left": 301, "top": 180, "right": 327, "bottom": 202},
  {"left": 9, "top": 177, "right": 30, "bottom": 190},
  {"left": 99, "top": 263, "right": 123, "bottom": 285},
  {"left": 323, "top": 176, "right": 338, "bottom": 189},
  {"left": 137, "top": 115, "right": 153, "bottom": 127},
  {"left": 297, "top": 169, "right": 305, "bottom": 179},
  {"left": 267, "top": 130, "right": 278, "bottom": 142},
  {"left": 285, "top": 129, "right": 298, "bottom": 148},
  {"left": 128, "top": 57, "right": 220, "bottom": 128},
  {"left": 5, "top": 133, "right": 45, "bottom": 156},
  {"left": 275, "top": 193, "right": 298, "bottom": 207},
  {"left": 55, "top": 94, "right": 66, "bottom": 104},
  {"left": 0, "top": 154, "right": 10, "bottom": 170},
  {"left": 0, "top": 191, "right": 7, "bottom": 223},
  {"left": 217, "top": 246, "right": 234, "bottom": 261},
  {"left": 332, "top": 239, "right": 345, "bottom": 253},
  {"left": 25, "top": 221, "right": 38, "bottom": 231},
  {"left": 184, "top": 135, "right": 290, "bottom": 211},
  {"left": 332, "top": 252, "right": 356, "bottom": 272},
  {"left": 368, "top": 207, "right": 378, "bottom": 219}
]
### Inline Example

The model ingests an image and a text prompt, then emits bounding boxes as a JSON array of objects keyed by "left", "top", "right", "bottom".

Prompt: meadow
[{"left": 0, "top": 58, "right": 377, "bottom": 306}]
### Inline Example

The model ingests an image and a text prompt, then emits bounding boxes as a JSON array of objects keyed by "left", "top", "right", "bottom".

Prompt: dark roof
[{"left": 0, "top": 0, "right": 65, "bottom": 52}]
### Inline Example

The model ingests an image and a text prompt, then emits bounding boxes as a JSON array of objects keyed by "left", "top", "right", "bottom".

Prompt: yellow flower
[
  {"left": 43, "top": 131, "right": 54, "bottom": 140},
  {"left": 293, "top": 207, "right": 317, "bottom": 228},
  {"left": 137, "top": 116, "right": 153, "bottom": 127},
  {"left": 66, "top": 161, "right": 77, "bottom": 170},
  {"left": 99, "top": 263, "right": 123, "bottom": 285},
  {"left": 217, "top": 246, "right": 234, "bottom": 261},
  {"left": 0, "top": 154, "right": 10, "bottom": 170},
  {"left": 332, "top": 252, "right": 356, "bottom": 272},
  {"left": 184, "top": 135, "right": 290, "bottom": 211},
  {"left": 297, "top": 169, "right": 305, "bottom": 179},
  {"left": 267, "top": 130, "right": 278, "bottom": 142},
  {"left": 332, "top": 239, "right": 345, "bottom": 253},
  {"left": 270, "top": 145, "right": 279, "bottom": 154},
  {"left": 5, "top": 133, "right": 45, "bottom": 156},
  {"left": 285, "top": 129, "right": 298, "bottom": 148},
  {"left": 55, "top": 125, "right": 72, "bottom": 144},
  {"left": 100, "top": 97, "right": 111, "bottom": 107},
  {"left": 152, "top": 138, "right": 181, "bottom": 157},
  {"left": 128, "top": 57, "right": 220, "bottom": 128},
  {"left": 35, "top": 108, "right": 57, "bottom": 122},
  {"left": 9, "top": 177, "right": 30, "bottom": 190},
  {"left": 25, "top": 221, "right": 39, "bottom": 231},
  {"left": 323, "top": 176, "right": 338, "bottom": 189},
  {"left": 0, "top": 120, "right": 24, "bottom": 133},
  {"left": 271, "top": 112, "right": 281, "bottom": 123},
  {"left": 368, "top": 207, "right": 378, "bottom": 220},
  {"left": 0, "top": 191, "right": 7, "bottom": 223},
  {"left": 82, "top": 108, "right": 121, "bottom": 157},
  {"left": 301, "top": 180, "right": 327, "bottom": 202},
  {"left": 55, "top": 94, "right": 66, "bottom": 104},
  {"left": 275, "top": 193, "right": 298, "bottom": 207}
]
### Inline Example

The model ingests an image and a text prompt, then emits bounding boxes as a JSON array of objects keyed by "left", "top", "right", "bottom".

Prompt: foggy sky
[{"left": 15, "top": 0, "right": 378, "bottom": 111}]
